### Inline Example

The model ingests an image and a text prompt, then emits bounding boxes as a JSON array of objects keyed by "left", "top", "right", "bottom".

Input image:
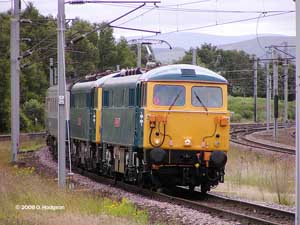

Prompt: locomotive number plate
[{"left": 114, "top": 118, "right": 120, "bottom": 128}]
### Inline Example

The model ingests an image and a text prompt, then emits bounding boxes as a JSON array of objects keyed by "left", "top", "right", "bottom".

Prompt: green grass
[
  {"left": 19, "top": 138, "right": 45, "bottom": 152},
  {"left": 229, "top": 96, "right": 295, "bottom": 123},
  {"left": 0, "top": 141, "right": 149, "bottom": 225},
  {"left": 19, "top": 141, "right": 45, "bottom": 152},
  {"left": 4, "top": 138, "right": 46, "bottom": 153}
]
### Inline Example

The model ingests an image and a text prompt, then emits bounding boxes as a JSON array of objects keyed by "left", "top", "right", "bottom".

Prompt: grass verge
[
  {"left": 0, "top": 141, "right": 148, "bottom": 225},
  {"left": 19, "top": 138, "right": 45, "bottom": 152},
  {"left": 216, "top": 146, "right": 295, "bottom": 205}
]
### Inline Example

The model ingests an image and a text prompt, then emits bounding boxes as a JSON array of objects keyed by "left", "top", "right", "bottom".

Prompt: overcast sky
[{"left": 0, "top": 0, "right": 296, "bottom": 38}]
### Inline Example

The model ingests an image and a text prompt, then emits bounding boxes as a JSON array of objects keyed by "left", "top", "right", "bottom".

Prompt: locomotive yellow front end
[{"left": 140, "top": 64, "right": 230, "bottom": 192}]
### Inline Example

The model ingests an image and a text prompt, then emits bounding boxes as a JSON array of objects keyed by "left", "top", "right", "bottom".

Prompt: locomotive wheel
[
  {"left": 189, "top": 184, "right": 195, "bottom": 192},
  {"left": 136, "top": 171, "right": 145, "bottom": 187},
  {"left": 52, "top": 139, "right": 58, "bottom": 160},
  {"left": 113, "top": 172, "right": 119, "bottom": 185},
  {"left": 201, "top": 183, "right": 210, "bottom": 194}
]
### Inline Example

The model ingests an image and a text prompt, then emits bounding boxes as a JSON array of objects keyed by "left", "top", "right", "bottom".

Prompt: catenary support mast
[
  {"left": 57, "top": 0, "right": 66, "bottom": 188},
  {"left": 272, "top": 49, "right": 279, "bottom": 141},
  {"left": 192, "top": 48, "right": 197, "bottom": 65},
  {"left": 253, "top": 56, "right": 258, "bottom": 123},
  {"left": 137, "top": 43, "right": 141, "bottom": 67},
  {"left": 295, "top": 1, "right": 300, "bottom": 224},
  {"left": 283, "top": 42, "right": 289, "bottom": 127},
  {"left": 10, "top": 0, "right": 20, "bottom": 163},
  {"left": 50, "top": 58, "right": 54, "bottom": 87},
  {"left": 266, "top": 52, "right": 271, "bottom": 131}
]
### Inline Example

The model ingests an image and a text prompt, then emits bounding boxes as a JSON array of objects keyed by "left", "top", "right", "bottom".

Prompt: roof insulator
[{"left": 20, "top": 19, "right": 32, "bottom": 24}]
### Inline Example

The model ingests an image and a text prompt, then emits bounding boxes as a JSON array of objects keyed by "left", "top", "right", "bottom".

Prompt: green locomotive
[{"left": 46, "top": 64, "right": 230, "bottom": 192}]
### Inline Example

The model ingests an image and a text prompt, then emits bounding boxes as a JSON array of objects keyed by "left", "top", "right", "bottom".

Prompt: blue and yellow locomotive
[{"left": 45, "top": 64, "right": 230, "bottom": 192}]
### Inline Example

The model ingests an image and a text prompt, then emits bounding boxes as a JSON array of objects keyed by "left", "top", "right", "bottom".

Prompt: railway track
[
  {"left": 1, "top": 129, "right": 295, "bottom": 224},
  {"left": 74, "top": 167, "right": 295, "bottom": 225},
  {"left": 205, "top": 192, "right": 294, "bottom": 225},
  {"left": 0, "top": 132, "right": 45, "bottom": 141},
  {"left": 230, "top": 123, "right": 295, "bottom": 155}
]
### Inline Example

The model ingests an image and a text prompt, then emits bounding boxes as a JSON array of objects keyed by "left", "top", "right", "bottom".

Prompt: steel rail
[
  {"left": 0, "top": 132, "right": 46, "bottom": 141},
  {"left": 241, "top": 136, "right": 294, "bottom": 154},
  {"left": 74, "top": 167, "right": 295, "bottom": 225},
  {"left": 158, "top": 192, "right": 292, "bottom": 225},
  {"left": 230, "top": 123, "right": 295, "bottom": 155},
  {"left": 206, "top": 192, "right": 295, "bottom": 225}
]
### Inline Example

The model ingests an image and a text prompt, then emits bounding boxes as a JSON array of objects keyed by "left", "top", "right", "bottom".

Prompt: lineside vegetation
[
  {"left": 216, "top": 147, "right": 295, "bottom": 205},
  {"left": 0, "top": 141, "right": 149, "bottom": 225},
  {"left": 229, "top": 96, "right": 295, "bottom": 123}
]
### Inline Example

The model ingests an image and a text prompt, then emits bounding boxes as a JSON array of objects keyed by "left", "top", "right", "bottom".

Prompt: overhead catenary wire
[
  {"left": 101, "top": 2, "right": 293, "bottom": 14},
  {"left": 272, "top": 46, "right": 295, "bottom": 59},
  {"left": 146, "top": 11, "right": 294, "bottom": 36},
  {"left": 17, "top": 1, "right": 295, "bottom": 55},
  {"left": 21, "top": 0, "right": 29, "bottom": 8},
  {"left": 164, "top": 0, "right": 212, "bottom": 7},
  {"left": 16, "top": 1, "right": 295, "bottom": 77},
  {"left": 256, "top": 12, "right": 268, "bottom": 54},
  {"left": 117, "top": 5, "right": 157, "bottom": 26},
  {"left": 19, "top": 1, "right": 161, "bottom": 69}
]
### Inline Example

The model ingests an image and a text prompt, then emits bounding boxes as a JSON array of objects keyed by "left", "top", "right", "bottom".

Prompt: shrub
[
  {"left": 20, "top": 110, "right": 33, "bottom": 131},
  {"left": 231, "top": 113, "right": 242, "bottom": 122},
  {"left": 241, "top": 110, "right": 253, "bottom": 119},
  {"left": 22, "top": 99, "right": 44, "bottom": 131}
]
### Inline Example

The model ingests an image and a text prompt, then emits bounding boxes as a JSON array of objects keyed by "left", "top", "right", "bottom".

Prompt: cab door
[{"left": 95, "top": 88, "right": 102, "bottom": 143}]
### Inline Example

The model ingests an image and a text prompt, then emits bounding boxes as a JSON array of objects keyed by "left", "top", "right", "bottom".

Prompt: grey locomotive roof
[
  {"left": 140, "top": 64, "right": 227, "bottom": 83},
  {"left": 95, "top": 72, "right": 119, "bottom": 87},
  {"left": 71, "top": 81, "right": 97, "bottom": 93},
  {"left": 71, "top": 72, "right": 132, "bottom": 92},
  {"left": 70, "top": 64, "right": 226, "bottom": 93},
  {"left": 102, "top": 75, "right": 140, "bottom": 88}
]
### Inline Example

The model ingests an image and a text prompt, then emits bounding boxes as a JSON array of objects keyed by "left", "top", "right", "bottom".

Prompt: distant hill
[
  {"left": 127, "top": 32, "right": 260, "bottom": 50},
  {"left": 126, "top": 33, "right": 295, "bottom": 63},
  {"left": 130, "top": 32, "right": 259, "bottom": 64},
  {"left": 152, "top": 47, "right": 186, "bottom": 64},
  {"left": 218, "top": 36, "right": 295, "bottom": 59}
]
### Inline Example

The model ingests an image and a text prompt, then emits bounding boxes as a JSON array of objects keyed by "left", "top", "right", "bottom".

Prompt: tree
[
  {"left": 66, "top": 19, "right": 99, "bottom": 77},
  {"left": 0, "top": 13, "right": 11, "bottom": 133},
  {"left": 0, "top": 4, "right": 140, "bottom": 133},
  {"left": 23, "top": 99, "right": 44, "bottom": 131},
  {"left": 97, "top": 23, "right": 117, "bottom": 71},
  {"left": 115, "top": 37, "right": 136, "bottom": 68}
]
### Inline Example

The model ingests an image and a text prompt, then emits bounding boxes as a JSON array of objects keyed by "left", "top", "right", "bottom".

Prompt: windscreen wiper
[
  {"left": 168, "top": 90, "right": 182, "bottom": 111},
  {"left": 194, "top": 92, "right": 208, "bottom": 112}
]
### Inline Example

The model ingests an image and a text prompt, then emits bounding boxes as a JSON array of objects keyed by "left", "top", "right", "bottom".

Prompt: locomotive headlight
[
  {"left": 154, "top": 139, "right": 160, "bottom": 145},
  {"left": 215, "top": 141, "right": 220, "bottom": 147},
  {"left": 184, "top": 138, "right": 192, "bottom": 146}
]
